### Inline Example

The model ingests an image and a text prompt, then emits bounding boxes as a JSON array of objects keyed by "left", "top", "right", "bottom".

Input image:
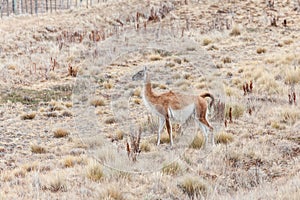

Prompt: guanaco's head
[{"left": 132, "top": 67, "right": 150, "bottom": 84}]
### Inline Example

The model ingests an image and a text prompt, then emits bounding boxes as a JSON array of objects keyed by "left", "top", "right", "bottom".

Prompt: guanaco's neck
[
  {"left": 143, "top": 71, "right": 157, "bottom": 100},
  {"left": 144, "top": 81, "right": 156, "bottom": 99}
]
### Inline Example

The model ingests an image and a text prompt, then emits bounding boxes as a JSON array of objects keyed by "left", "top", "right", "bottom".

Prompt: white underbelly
[{"left": 168, "top": 104, "right": 195, "bottom": 123}]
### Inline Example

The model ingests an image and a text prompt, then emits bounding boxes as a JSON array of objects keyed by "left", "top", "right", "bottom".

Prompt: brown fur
[{"left": 142, "top": 69, "right": 214, "bottom": 146}]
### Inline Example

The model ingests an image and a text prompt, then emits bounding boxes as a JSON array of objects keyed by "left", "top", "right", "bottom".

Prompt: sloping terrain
[{"left": 0, "top": 0, "right": 299, "bottom": 199}]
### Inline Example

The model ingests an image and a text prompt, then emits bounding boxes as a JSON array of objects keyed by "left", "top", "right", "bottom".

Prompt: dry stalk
[
  {"left": 127, "top": 127, "right": 142, "bottom": 162},
  {"left": 68, "top": 64, "right": 78, "bottom": 77},
  {"left": 229, "top": 107, "right": 233, "bottom": 123}
]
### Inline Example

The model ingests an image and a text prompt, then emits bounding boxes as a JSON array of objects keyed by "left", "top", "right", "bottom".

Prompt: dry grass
[
  {"left": 178, "top": 176, "right": 208, "bottom": 199},
  {"left": 225, "top": 87, "right": 238, "bottom": 97},
  {"left": 196, "top": 82, "right": 207, "bottom": 89},
  {"left": 31, "top": 144, "right": 47, "bottom": 154},
  {"left": 64, "top": 102, "right": 73, "bottom": 108},
  {"left": 104, "top": 117, "right": 117, "bottom": 124},
  {"left": 20, "top": 112, "right": 36, "bottom": 120},
  {"left": 133, "top": 98, "right": 142, "bottom": 105},
  {"left": 90, "top": 98, "right": 106, "bottom": 107},
  {"left": 12, "top": 168, "right": 27, "bottom": 178},
  {"left": 271, "top": 121, "right": 285, "bottom": 130},
  {"left": 202, "top": 38, "right": 212, "bottom": 46},
  {"left": 53, "top": 128, "right": 69, "bottom": 138},
  {"left": 173, "top": 57, "right": 182, "bottom": 64},
  {"left": 160, "top": 133, "right": 172, "bottom": 144},
  {"left": 230, "top": 25, "right": 241, "bottom": 36},
  {"left": 78, "top": 135, "right": 104, "bottom": 148},
  {"left": 133, "top": 88, "right": 141, "bottom": 97},
  {"left": 63, "top": 155, "right": 86, "bottom": 168},
  {"left": 1, "top": 0, "right": 300, "bottom": 199},
  {"left": 283, "top": 39, "right": 293, "bottom": 45},
  {"left": 225, "top": 103, "right": 245, "bottom": 119},
  {"left": 149, "top": 54, "right": 162, "bottom": 61},
  {"left": 63, "top": 156, "right": 76, "bottom": 168},
  {"left": 100, "top": 187, "right": 125, "bottom": 200},
  {"left": 159, "top": 84, "right": 167, "bottom": 89},
  {"left": 86, "top": 160, "right": 104, "bottom": 182},
  {"left": 189, "top": 134, "right": 204, "bottom": 149},
  {"left": 215, "top": 132, "right": 234, "bottom": 144},
  {"left": 222, "top": 57, "right": 232, "bottom": 64},
  {"left": 21, "top": 162, "right": 38, "bottom": 172},
  {"left": 140, "top": 140, "right": 151, "bottom": 152},
  {"left": 280, "top": 108, "right": 300, "bottom": 125},
  {"left": 256, "top": 47, "right": 266, "bottom": 54},
  {"left": 172, "top": 73, "right": 181, "bottom": 80},
  {"left": 43, "top": 173, "right": 67, "bottom": 192},
  {"left": 183, "top": 73, "right": 192, "bottom": 80},
  {"left": 162, "top": 162, "right": 181, "bottom": 175},
  {"left": 104, "top": 82, "right": 113, "bottom": 89},
  {"left": 115, "top": 129, "right": 124, "bottom": 140},
  {"left": 284, "top": 68, "right": 300, "bottom": 84},
  {"left": 257, "top": 74, "right": 280, "bottom": 94}
]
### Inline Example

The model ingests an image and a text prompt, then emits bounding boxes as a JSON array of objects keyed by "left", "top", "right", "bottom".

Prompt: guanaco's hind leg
[
  {"left": 195, "top": 99, "right": 214, "bottom": 146},
  {"left": 165, "top": 118, "right": 173, "bottom": 146},
  {"left": 195, "top": 118, "right": 208, "bottom": 143},
  {"left": 196, "top": 99, "right": 213, "bottom": 131},
  {"left": 157, "top": 117, "right": 166, "bottom": 145}
]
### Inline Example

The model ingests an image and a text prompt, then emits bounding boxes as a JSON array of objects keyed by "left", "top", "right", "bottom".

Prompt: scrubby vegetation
[{"left": 0, "top": 0, "right": 299, "bottom": 199}]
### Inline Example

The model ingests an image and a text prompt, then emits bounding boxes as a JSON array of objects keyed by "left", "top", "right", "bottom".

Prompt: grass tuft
[
  {"left": 63, "top": 156, "right": 76, "bottom": 168},
  {"left": 160, "top": 133, "right": 171, "bottom": 144},
  {"left": 105, "top": 117, "right": 117, "bottom": 124},
  {"left": 90, "top": 98, "right": 105, "bottom": 107},
  {"left": 162, "top": 162, "right": 181, "bottom": 175},
  {"left": 284, "top": 68, "right": 300, "bottom": 84},
  {"left": 86, "top": 160, "right": 104, "bottom": 182},
  {"left": 225, "top": 104, "right": 245, "bottom": 119},
  {"left": 230, "top": 25, "right": 241, "bottom": 36},
  {"left": 189, "top": 134, "right": 204, "bottom": 149},
  {"left": 31, "top": 144, "right": 46, "bottom": 154},
  {"left": 215, "top": 132, "right": 234, "bottom": 144},
  {"left": 104, "top": 82, "right": 113, "bottom": 89},
  {"left": 280, "top": 108, "right": 300, "bottom": 125},
  {"left": 178, "top": 176, "right": 208, "bottom": 199},
  {"left": 222, "top": 57, "right": 232, "bottom": 64},
  {"left": 20, "top": 112, "right": 36, "bottom": 120},
  {"left": 140, "top": 140, "right": 151, "bottom": 152},
  {"left": 149, "top": 54, "right": 162, "bottom": 61},
  {"left": 53, "top": 128, "right": 69, "bottom": 138},
  {"left": 44, "top": 173, "right": 67, "bottom": 192},
  {"left": 133, "top": 88, "right": 141, "bottom": 97},
  {"left": 256, "top": 47, "right": 266, "bottom": 54},
  {"left": 202, "top": 38, "right": 212, "bottom": 46},
  {"left": 133, "top": 98, "right": 142, "bottom": 105},
  {"left": 115, "top": 129, "right": 124, "bottom": 140},
  {"left": 100, "top": 186, "right": 125, "bottom": 200}
]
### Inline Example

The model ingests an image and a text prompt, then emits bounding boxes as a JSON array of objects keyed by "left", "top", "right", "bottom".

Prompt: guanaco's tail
[{"left": 200, "top": 92, "right": 215, "bottom": 108}]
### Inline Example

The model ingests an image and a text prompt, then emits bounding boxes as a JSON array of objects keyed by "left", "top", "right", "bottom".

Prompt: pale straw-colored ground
[{"left": 0, "top": 0, "right": 299, "bottom": 199}]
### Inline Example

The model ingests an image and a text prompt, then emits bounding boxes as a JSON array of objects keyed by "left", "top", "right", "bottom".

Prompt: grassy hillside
[{"left": 0, "top": 0, "right": 299, "bottom": 199}]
